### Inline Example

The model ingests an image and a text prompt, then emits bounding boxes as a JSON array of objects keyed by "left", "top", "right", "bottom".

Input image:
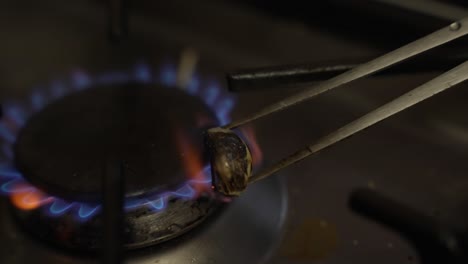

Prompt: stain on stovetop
[{"left": 281, "top": 218, "right": 338, "bottom": 261}]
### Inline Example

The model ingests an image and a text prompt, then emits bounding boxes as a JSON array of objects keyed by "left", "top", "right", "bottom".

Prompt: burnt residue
[{"left": 10, "top": 195, "right": 222, "bottom": 252}]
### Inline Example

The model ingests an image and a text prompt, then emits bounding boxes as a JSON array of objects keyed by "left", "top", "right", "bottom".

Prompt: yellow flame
[
  {"left": 10, "top": 186, "right": 52, "bottom": 211},
  {"left": 175, "top": 128, "right": 208, "bottom": 195}
]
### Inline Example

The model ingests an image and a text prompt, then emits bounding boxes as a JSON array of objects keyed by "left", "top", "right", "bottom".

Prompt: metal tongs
[{"left": 206, "top": 18, "right": 468, "bottom": 196}]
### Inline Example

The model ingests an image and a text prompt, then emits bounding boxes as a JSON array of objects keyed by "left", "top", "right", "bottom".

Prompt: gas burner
[
  {"left": 15, "top": 83, "right": 217, "bottom": 202},
  {"left": 0, "top": 63, "right": 254, "bottom": 251}
]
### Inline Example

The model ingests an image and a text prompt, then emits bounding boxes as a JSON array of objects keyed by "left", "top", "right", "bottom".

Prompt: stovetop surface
[{"left": 2, "top": 0, "right": 468, "bottom": 263}]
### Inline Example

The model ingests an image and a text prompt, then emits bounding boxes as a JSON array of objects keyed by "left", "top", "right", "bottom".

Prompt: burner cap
[{"left": 14, "top": 83, "right": 218, "bottom": 202}]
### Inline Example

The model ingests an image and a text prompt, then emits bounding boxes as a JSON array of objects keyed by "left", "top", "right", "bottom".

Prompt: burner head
[
  {"left": 14, "top": 83, "right": 217, "bottom": 202},
  {"left": 206, "top": 128, "right": 252, "bottom": 196},
  {"left": 9, "top": 82, "right": 224, "bottom": 251}
]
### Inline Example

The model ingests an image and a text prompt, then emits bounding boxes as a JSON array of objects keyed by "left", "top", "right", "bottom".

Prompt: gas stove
[{"left": 1, "top": 0, "right": 468, "bottom": 263}]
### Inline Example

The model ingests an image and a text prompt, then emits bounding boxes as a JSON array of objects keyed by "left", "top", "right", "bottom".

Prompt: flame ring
[{"left": 0, "top": 62, "right": 236, "bottom": 221}]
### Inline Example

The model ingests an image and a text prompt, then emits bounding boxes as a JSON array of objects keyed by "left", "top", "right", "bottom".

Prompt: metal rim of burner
[{"left": 10, "top": 191, "right": 222, "bottom": 251}]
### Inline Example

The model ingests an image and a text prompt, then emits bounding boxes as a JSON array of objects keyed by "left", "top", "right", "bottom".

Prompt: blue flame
[
  {"left": 0, "top": 124, "right": 15, "bottom": 143},
  {"left": 71, "top": 70, "right": 91, "bottom": 90},
  {"left": 78, "top": 204, "right": 100, "bottom": 219},
  {"left": 187, "top": 76, "right": 200, "bottom": 95},
  {"left": 134, "top": 63, "right": 152, "bottom": 83},
  {"left": 1, "top": 179, "right": 34, "bottom": 193},
  {"left": 49, "top": 200, "right": 75, "bottom": 215},
  {"left": 148, "top": 198, "right": 165, "bottom": 210},
  {"left": 0, "top": 169, "right": 21, "bottom": 179},
  {"left": 3, "top": 103, "right": 26, "bottom": 127},
  {"left": 204, "top": 83, "right": 220, "bottom": 107},
  {"left": 50, "top": 80, "right": 67, "bottom": 99},
  {"left": 31, "top": 90, "right": 46, "bottom": 110},
  {"left": 124, "top": 198, "right": 145, "bottom": 210},
  {"left": 214, "top": 97, "right": 234, "bottom": 125},
  {"left": 0, "top": 61, "right": 236, "bottom": 221},
  {"left": 160, "top": 64, "right": 177, "bottom": 86},
  {"left": 171, "top": 185, "right": 196, "bottom": 198}
]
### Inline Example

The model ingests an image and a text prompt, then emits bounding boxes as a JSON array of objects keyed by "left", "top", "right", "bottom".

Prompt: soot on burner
[{"left": 10, "top": 82, "right": 223, "bottom": 250}]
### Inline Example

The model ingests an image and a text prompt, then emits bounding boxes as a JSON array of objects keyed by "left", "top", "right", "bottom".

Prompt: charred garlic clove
[{"left": 206, "top": 127, "right": 252, "bottom": 196}]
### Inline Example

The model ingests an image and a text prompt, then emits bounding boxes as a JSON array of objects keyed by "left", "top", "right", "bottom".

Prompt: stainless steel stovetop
[{"left": 1, "top": 1, "right": 468, "bottom": 263}]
